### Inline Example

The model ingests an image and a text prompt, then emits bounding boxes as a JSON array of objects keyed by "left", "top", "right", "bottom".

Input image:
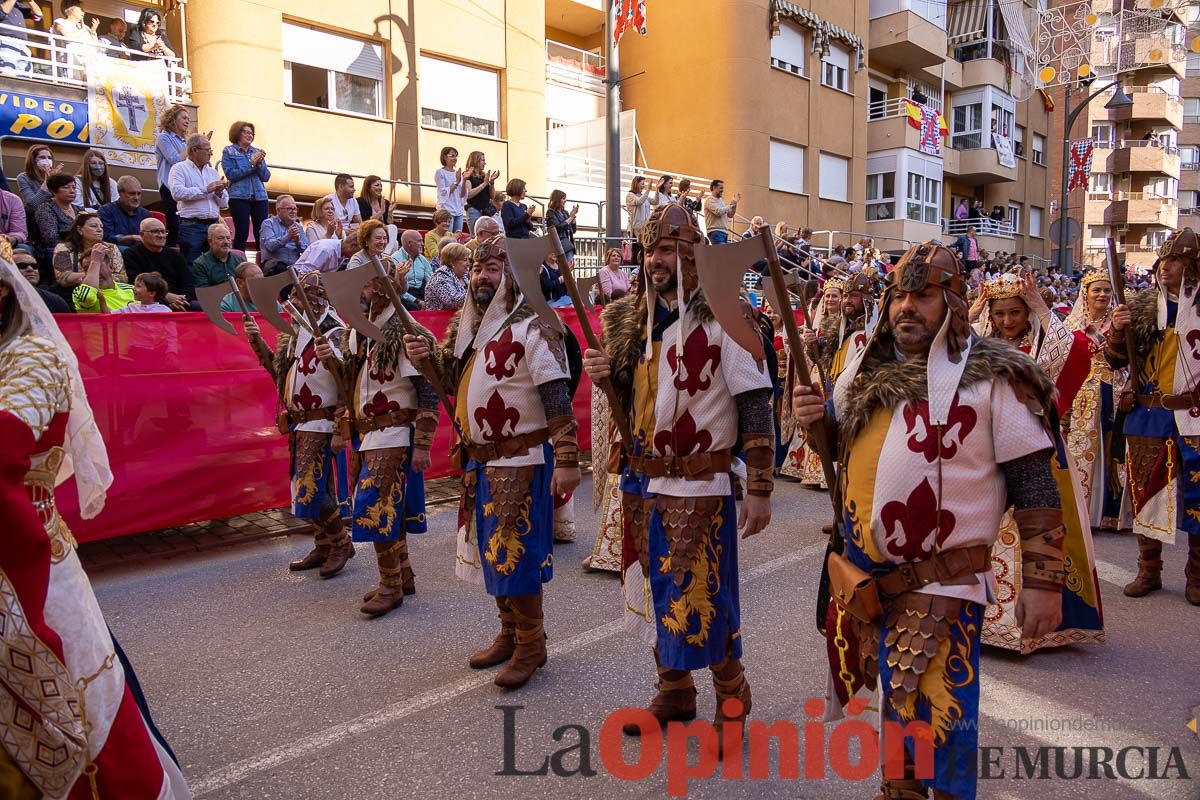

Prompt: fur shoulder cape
[
  {"left": 1127, "top": 287, "right": 1165, "bottom": 361},
  {"left": 601, "top": 291, "right": 716, "bottom": 384},
  {"left": 439, "top": 301, "right": 538, "bottom": 385},
  {"left": 838, "top": 336, "right": 1057, "bottom": 445}
]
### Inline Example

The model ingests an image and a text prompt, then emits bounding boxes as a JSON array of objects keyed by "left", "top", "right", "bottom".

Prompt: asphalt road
[{"left": 91, "top": 477, "right": 1200, "bottom": 800}]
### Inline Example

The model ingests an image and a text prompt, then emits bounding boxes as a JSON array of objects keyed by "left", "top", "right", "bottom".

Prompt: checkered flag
[{"left": 1067, "top": 140, "right": 1094, "bottom": 191}]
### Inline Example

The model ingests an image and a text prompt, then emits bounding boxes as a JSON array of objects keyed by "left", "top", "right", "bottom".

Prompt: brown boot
[
  {"left": 363, "top": 535, "right": 415, "bottom": 600},
  {"left": 318, "top": 515, "right": 354, "bottom": 578},
  {"left": 494, "top": 593, "right": 547, "bottom": 689},
  {"left": 1124, "top": 535, "right": 1163, "bottom": 597},
  {"left": 289, "top": 520, "right": 332, "bottom": 570},
  {"left": 360, "top": 541, "right": 405, "bottom": 616},
  {"left": 1186, "top": 540, "right": 1200, "bottom": 606},
  {"left": 622, "top": 650, "right": 697, "bottom": 735},
  {"left": 711, "top": 656, "right": 752, "bottom": 754},
  {"left": 468, "top": 597, "right": 516, "bottom": 668},
  {"left": 874, "top": 778, "right": 929, "bottom": 799}
]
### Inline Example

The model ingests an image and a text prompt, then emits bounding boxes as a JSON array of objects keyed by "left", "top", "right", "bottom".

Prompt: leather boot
[
  {"left": 711, "top": 655, "right": 752, "bottom": 755},
  {"left": 875, "top": 755, "right": 929, "bottom": 799},
  {"left": 468, "top": 597, "right": 516, "bottom": 668},
  {"left": 289, "top": 521, "right": 332, "bottom": 571},
  {"left": 1186, "top": 540, "right": 1200, "bottom": 606},
  {"left": 1123, "top": 535, "right": 1163, "bottom": 597},
  {"left": 363, "top": 535, "right": 415, "bottom": 600},
  {"left": 318, "top": 514, "right": 354, "bottom": 578},
  {"left": 494, "top": 593, "right": 547, "bottom": 689},
  {"left": 622, "top": 649, "right": 697, "bottom": 735},
  {"left": 360, "top": 541, "right": 404, "bottom": 616}
]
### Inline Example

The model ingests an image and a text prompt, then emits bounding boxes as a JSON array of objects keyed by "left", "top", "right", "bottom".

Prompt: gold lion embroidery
[
  {"left": 657, "top": 498, "right": 724, "bottom": 647},
  {"left": 483, "top": 496, "right": 531, "bottom": 574}
]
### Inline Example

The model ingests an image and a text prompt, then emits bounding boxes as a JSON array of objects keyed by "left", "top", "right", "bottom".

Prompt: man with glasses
[
  {"left": 258, "top": 194, "right": 308, "bottom": 274},
  {"left": 14, "top": 246, "right": 68, "bottom": 312},
  {"left": 98, "top": 176, "right": 152, "bottom": 247},
  {"left": 124, "top": 217, "right": 195, "bottom": 310},
  {"left": 168, "top": 133, "right": 228, "bottom": 268}
]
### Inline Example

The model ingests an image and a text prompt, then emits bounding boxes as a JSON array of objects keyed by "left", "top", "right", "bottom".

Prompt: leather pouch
[{"left": 827, "top": 551, "right": 883, "bottom": 624}]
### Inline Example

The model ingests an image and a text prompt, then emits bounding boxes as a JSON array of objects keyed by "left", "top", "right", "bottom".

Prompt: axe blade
[
  {"left": 760, "top": 265, "right": 799, "bottom": 317},
  {"left": 692, "top": 236, "right": 766, "bottom": 361},
  {"left": 246, "top": 270, "right": 296, "bottom": 335},
  {"left": 504, "top": 235, "right": 565, "bottom": 333},
  {"left": 195, "top": 283, "right": 236, "bottom": 336},
  {"left": 575, "top": 274, "right": 598, "bottom": 311},
  {"left": 323, "top": 263, "right": 385, "bottom": 344}
]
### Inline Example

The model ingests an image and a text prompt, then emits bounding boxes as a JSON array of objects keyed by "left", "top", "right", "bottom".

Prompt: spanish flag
[{"left": 904, "top": 99, "right": 949, "bottom": 139}]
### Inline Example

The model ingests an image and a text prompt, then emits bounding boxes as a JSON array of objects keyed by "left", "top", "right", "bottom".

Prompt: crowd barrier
[{"left": 56, "top": 309, "right": 599, "bottom": 543}]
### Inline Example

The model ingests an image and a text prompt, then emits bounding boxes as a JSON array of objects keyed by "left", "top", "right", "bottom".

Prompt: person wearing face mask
[
  {"left": 17, "top": 144, "right": 62, "bottom": 217},
  {"left": 72, "top": 148, "right": 118, "bottom": 211}
]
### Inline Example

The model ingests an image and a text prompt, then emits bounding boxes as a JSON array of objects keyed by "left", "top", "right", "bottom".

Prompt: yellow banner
[{"left": 87, "top": 55, "right": 170, "bottom": 169}]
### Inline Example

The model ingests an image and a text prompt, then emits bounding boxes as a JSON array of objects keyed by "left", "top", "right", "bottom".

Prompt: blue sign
[{"left": 0, "top": 90, "right": 89, "bottom": 143}]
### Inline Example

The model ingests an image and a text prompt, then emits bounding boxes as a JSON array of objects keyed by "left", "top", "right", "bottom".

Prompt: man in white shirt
[
  {"left": 293, "top": 236, "right": 358, "bottom": 275},
  {"left": 330, "top": 173, "right": 362, "bottom": 234},
  {"left": 168, "top": 133, "right": 229, "bottom": 269}
]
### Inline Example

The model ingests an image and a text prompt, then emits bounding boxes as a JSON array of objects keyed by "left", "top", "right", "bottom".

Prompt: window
[
  {"left": 419, "top": 56, "right": 500, "bottom": 137},
  {"left": 1031, "top": 133, "right": 1045, "bottom": 165},
  {"left": 866, "top": 172, "right": 895, "bottom": 220},
  {"left": 905, "top": 174, "right": 940, "bottom": 223},
  {"left": 1089, "top": 172, "right": 1112, "bottom": 195},
  {"left": 1148, "top": 230, "right": 1169, "bottom": 249},
  {"left": 1090, "top": 122, "right": 1114, "bottom": 148},
  {"left": 769, "top": 139, "right": 806, "bottom": 194},
  {"left": 283, "top": 22, "right": 385, "bottom": 117},
  {"left": 819, "top": 152, "right": 850, "bottom": 201},
  {"left": 1008, "top": 203, "right": 1021, "bottom": 233},
  {"left": 821, "top": 44, "right": 849, "bottom": 92},
  {"left": 868, "top": 80, "right": 888, "bottom": 120},
  {"left": 771, "top": 22, "right": 806, "bottom": 76},
  {"left": 1180, "top": 190, "right": 1199, "bottom": 209},
  {"left": 951, "top": 102, "right": 983, "bottom": 149},
  {"left": 1087, "top": 225, "right": 1110, "bottom": 247},
  {"left": 1188, "top": 53, "right": 1200, "bottom": 77},
  {"left": 1182, "top": 146, "right": 1199, "bottom": 169},
  {"left": 1185, "top": 98, "right": 1200, "bottom": 123},
  {"left": 1014, "top": 124, "right": 1025, "bottom": 157},
  {"left": 1029, "top": 206, "right": 1044, "bottom": 238}
]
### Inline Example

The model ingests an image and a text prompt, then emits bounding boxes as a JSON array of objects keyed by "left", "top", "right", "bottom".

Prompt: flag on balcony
[
  {"left": 1067, "top": 139, "right": 1094, "bottom": 191},
  {"left": 613, "top": 0, "right": 647, "bottom": 44},
  {"left": 87, "top": 55, "right": 170, "bottom": 169},
  {"left": 904, "top": 99, "right": 948, "bottom": 156}
]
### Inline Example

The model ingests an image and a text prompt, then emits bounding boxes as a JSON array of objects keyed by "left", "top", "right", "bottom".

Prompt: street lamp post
[{"left": 1056, "top": 81, "right": 1133, "bottom": 273}]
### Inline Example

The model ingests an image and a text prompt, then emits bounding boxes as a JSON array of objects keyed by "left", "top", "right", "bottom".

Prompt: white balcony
[
  {"left": 942, "top": 217, "right": 1016, "bottom": 239},
  {"left": 546, "top": 40, "right": 605, "bottom": 96},
  {"left": 0, "top": 22, "right": 191, "bottom": 102}
]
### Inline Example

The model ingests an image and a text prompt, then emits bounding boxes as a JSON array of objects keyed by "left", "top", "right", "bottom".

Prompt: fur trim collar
[
  {"left": 374, "top": 312, "right": 434, "bottom": 373},
  {"left": 271, "top": 333, "right": 292, "bottom": 403},
  {"left": 1128, "top": 287, "right": 1165, "bottom": 361},
  {"left": 601, "top": 290, "right": 715, "bottom": 378},
  {"left": 838, "top": 336, "right": 1056, "bottom": 445}
]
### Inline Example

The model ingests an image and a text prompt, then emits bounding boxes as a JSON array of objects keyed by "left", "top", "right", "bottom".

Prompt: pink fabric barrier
[{"left": 56, "top": 310, "right": 597, "bottom": 543}]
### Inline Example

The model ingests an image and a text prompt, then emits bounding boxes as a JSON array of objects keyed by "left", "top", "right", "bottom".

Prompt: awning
[{"left": 947, "top": 0, "right": 988, "bottom": 44}]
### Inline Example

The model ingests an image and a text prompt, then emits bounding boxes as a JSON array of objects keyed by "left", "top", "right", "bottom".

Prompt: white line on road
[
  {"left": 1094, "top": 557, "right": 1137, "bottom": 589},
  {"left": 190, "top": 540, "right": 828, "bottom": 796}
]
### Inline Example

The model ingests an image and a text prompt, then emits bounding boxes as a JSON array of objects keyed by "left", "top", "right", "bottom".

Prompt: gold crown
[
  {"left": 825, "top": 276, "right": 848, "bottom": 293},
  {"left": 984, "top": 274, "right": 1024, "bottom": 300},
  {"left": 1080, "top": 270, "right": 1110, "bottom": 289}
]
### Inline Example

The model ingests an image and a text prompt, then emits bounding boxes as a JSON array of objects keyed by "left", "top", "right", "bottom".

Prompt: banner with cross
[
  {"left": 1067, "top": 139, "right": 1094, "bottom": 191},
  {"left": 87, "top": 55, "right": 170, "bottom": 169}
]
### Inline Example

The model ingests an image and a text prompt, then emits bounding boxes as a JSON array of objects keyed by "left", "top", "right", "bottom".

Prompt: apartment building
[
  {"left": 1177, "top": 50, "right": 1200, "bottom": 238},
  {"left": 864, "top": 0, "right": 1052, "bottom": 261}
]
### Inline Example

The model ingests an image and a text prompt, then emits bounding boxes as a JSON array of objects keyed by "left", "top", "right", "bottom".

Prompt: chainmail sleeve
[
  {"left": 1000, "top": 449, "right": 1061, "bottom": 509},
  {"left": 736, "top": 387, "right": 775, "bottom": 497},
  {"left": 735, "top": 388, "right": 774, "bottom": 438},
  {"left": 536, "top": 379, "right": 573, "bottom": 420}
]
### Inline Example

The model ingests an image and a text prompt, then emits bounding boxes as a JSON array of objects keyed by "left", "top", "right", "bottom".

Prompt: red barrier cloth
[{"left": 56, "top": 310, "right": 596, "bottom": 542}]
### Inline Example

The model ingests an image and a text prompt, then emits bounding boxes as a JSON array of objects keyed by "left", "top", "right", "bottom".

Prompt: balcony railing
[
  {"left": 0, "top": 22, "right": 191, "bottom": 102},
  {"left": 867, "top": 96, "right": 941, "bottom": 121},
  {"left": 545, "top": 40, "right": 605, "bottom": 95},
  {"left": 1113, "top": 191, "right": 1176, "bottom": 202},
  {"left": 1119, "top": 138, "right": 1179, "bottom": 154},
  {"left": 941, "top": 217, "right": 1016, "bottom": 238}
]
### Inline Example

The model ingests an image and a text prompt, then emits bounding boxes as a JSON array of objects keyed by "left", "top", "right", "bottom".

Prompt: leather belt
[
  {"left": 285, "top": 407, "right": 336, "bottom": 424},
  {"left": 628, "top": 450, "right": 733, "bottom": 480},
  {"left": 456, "top": 429, "right": 549, "bottom": 464},
  {"left": 875, "top": 544, "right": 992, "bottom": 599},
  {"left": 1136, "top": 391, "right": 1198, "bottom": 411},
  {"left": 355, "top": 408, "right": 415, "bottom": 434}
]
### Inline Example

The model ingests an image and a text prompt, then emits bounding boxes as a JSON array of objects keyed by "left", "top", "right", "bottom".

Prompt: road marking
[
  {"left": 1094, "top": 557, "right": 1137, "bottom": 589},
  {"left": 190, "top": 540, "right": 827, "bottom": 796}
]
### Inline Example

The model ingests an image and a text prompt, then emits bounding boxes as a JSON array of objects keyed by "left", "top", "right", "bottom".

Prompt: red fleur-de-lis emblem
[
  {"left": 879, "top": 478, "right": 956, "bottom": 561},
  {"left": 292, "top": 382, "right": 322, "bottom": 410},
  {"left": 475, "top": 390, "right": 521, "bottom": 442},
  {"left": 297, "top": 341, "right": 319, "bottom": 376},
  {"left": 653, "top": 410, "right": 713, "bottom": 456},
  {"left": 368, "top": 355, "right": 394, "bottom": 384},
  {"left": 902, "top": 396, "right": 977, "bottom": 463},
  {"left": 1187, "top": 330, "right": 1200, "bottom": 362},
  {"left": 484, "top": 327, "right": 525, "bottom": 380},
  {"left": 667, "top": 325, "right": 721, "bottom": 396},
  {"left": 362, "top": 390, "right": 400, "bottom": 417}
]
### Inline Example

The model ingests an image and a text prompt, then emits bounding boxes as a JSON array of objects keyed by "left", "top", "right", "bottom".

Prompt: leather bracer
[
  {"left": 412, "top": 409, "right": 439, "bottom": 450},
  {"left": 547, "top": 415, "right": 579, "bottom": 468},
  {"left": 741, "top": 434, "right": 775, "bottom": 498},
  {"left": 1014, "top": 507, "right": 1067, "bottom": 591}
]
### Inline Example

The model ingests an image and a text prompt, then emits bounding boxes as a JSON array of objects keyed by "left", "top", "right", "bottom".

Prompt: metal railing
[
  {"left": 942, "top": 218, "right": 1016, "bottom": 238},
  {"left": 1119, "top": 138, "right": 1179, "bottom": 154},
  {"left": 1112, "top": 191, "right": 1176, "bottom": 202},
  {"left": 0, "top": 22, "right": 191, "bottom": 102},
  {"left": 867, "top": 96, "right": 941, "bottom": 121},
  {"left": 545, "top": 40, "right": 605, "bottom": 95}
]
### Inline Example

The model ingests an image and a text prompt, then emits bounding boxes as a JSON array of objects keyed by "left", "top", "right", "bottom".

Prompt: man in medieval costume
[
  {"left": 332, "top": 261, "right": 438, "bottom": 616},
  {"left": 244, "top": 272, "right": 355, "bottom": 579},
  {"left": 968, "top": 273, "right": 1104, "bottom": 652},
  {"left": 781, "top": 279, "right": 845, "bottom": 485},
  {"left": 793, "top": 241, "right": 1065, "bottom": 800},
  {"left": 1106, "top": 227, "right": 1200, "bottom": 605},
  {"left": 405, "top": 234, "right": 581, "bottom": 689},
  {"left": 1062, "top": 271, "right": 1126, "bottom": 531},
  {"left": 583, "top": 202, "right": 774, "bottom": 740}
]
